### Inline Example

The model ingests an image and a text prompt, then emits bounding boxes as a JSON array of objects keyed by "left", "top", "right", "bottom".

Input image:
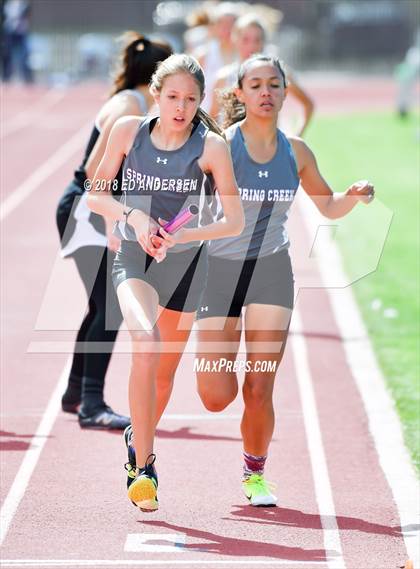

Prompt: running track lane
[
  {"left": 0, "top": 84, "right": 100, "bottom": 505},
  {"left": 0, "top": 81, "right": 415, "bottom": 568}
]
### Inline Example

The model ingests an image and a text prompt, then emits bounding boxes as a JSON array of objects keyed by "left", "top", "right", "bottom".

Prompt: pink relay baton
[
  {"left": 158, "top": 204, "right": 199, "bottom": 236},
  {"left": 152, "top": 204, "right": 199, "bottom": 249}
]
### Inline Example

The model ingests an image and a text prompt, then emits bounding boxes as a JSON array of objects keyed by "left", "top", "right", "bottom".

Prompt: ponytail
[
  {"left": 196, "top": 107, "right": 226, "bottom": 139},
  {"left": 220, "top": 88, "right": 246, "bottom": 129},
  {"left": 110, "top": 31, "right": 172, "bottom": 97}
]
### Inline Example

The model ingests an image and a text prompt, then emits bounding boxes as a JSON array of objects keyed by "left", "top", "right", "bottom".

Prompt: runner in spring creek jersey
[{"left": 197, "top": 54, "right": 375, "bottom": 507}]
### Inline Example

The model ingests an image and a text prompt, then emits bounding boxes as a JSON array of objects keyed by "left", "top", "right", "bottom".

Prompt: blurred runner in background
[
  {"left": 56, "top": 32, "right": 172, "bottom": 430},
  {"left": 194, "top": 2, "right": 242, "bottom": 112},
  {"left": 183, "top": 1, "right": 215, "bottom": 55},
  {"left": 395, "top": 30, "right": 420, "bottom": 118},
  {"left": 209, "top": 12, "right": 314, "bottom": 136},
  {"left": 2, "top": 0, "right": 33, "bottom": 83}
]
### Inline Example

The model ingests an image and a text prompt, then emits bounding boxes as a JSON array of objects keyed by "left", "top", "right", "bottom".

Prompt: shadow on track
[
  {"left": 0, "top": 430, "right": 52, "bottom": 451},
  {"left": 141, "top": 519, "right": 332, "bottom": 562},
  {"left": 227, "top": 504, "right": 419, "bottom": 537},
  {"left": 156, "top": 426, "right": 241, "bottom": 442}
]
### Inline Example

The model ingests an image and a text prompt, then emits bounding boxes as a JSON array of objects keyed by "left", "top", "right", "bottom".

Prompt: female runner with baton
[{"left": 87, "top": 53, "right": 244, "bottom": 512}]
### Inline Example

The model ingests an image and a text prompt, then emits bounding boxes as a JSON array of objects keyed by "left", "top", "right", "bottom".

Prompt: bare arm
[
  {"left": 86, "top": 117, "right": 136, "bottom": 218},
  {"left": 290, "top": 137, "right": 375, "bottom": 219},
  {"left": 196, "top": 50, "right": 207, "bottom": 68},
  {"left": 87, "top": 117, "right": 162, "bottom": 257},
  {"left": 85, "top": 95, "right": 141, "bottom": 249},
  {"left": 209, "top": 76, "right": 226, "bottom": 121},
  {"left": 85, "top": 96, "right": 141, "bottom": 181},
  {"left": 287, "top": 71, "right": 314, "bottom": 137}
]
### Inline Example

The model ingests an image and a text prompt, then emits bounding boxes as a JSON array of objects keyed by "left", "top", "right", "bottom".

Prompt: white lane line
[
  {"left": 299, "top": 197, "right": 420, "bottom": 566},
  {"left": 125, "top": 533, "right": 186, "bottom": 553},
  {"left": 0, "top": 560, "right": 329, "bottom": 566},
  {"left": 0, "top": 122, "right": 91, "bottom": 221},
  {"left": 0, "top": 359, "right": 70, "bottom": 547},
  {"left": 0, "top": 89, "right": 66, "bottom": 138},
  {"left": 290, "top": 308, "right": 345, "bottom": 569}
]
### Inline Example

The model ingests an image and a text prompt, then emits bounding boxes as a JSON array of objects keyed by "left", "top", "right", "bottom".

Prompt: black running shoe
[
  {"left": 124, "top": 425, "right": 137, "bottom": 490},
  {"left": 127, "top": 453, "right": 159, "bottom": 512},
  {"left": 78, "top": 405, "right": 130, "bottom": 430}
]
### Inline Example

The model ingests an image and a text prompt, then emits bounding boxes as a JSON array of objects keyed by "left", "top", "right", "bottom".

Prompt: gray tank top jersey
[
  {"left": 209, "top": 123, "right": 299, "bottom": 260},
  {"left": 114, "top": 116, "right": 215, "bottom": 253}
]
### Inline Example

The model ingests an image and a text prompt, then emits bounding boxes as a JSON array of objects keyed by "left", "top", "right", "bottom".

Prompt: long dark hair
[
  {"left": 110, "top": 31, "right": 173, "bottom": 96},
  {"left": 222, "top": 54, "right": 287, "bottom": 129},
  {"left": 150, "top": 53, "right": 225, "bottom": 138}
]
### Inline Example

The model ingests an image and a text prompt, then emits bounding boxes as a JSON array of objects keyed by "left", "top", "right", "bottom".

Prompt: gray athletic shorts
[
  {"left": 197, "top": 249, "right": 294, "bottom": 319},
  {"left": 112, "top": 241, "right": 208, "bottom": 313}
]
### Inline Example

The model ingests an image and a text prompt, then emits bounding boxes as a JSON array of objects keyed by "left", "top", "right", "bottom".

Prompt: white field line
[
  {"left": 0, "top": 359, "right": 70, "bottom": 546},
  {"left": 0, "top": 122, "right": 91, "bottom": 221},
  {"left": 124, "top": 532, "right": 187, "bottom": 553},
  {"left": 0, "top": 89, "right": 66, "bottom": 138},
  {"left": 290, "top": 308, "right": 345, "bottom": 569},
  {"left": 298, "top": 196, "right": 420, "bottom": 566}
]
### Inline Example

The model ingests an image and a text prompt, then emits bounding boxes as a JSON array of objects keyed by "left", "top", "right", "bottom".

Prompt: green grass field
[{"left": 306, "top": 111, "right": 420, "bottom": 473}]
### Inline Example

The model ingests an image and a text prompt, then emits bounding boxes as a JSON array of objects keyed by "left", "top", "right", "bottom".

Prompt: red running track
[{"left": 0, "top": 80, "right": 413, "bottom": 569}]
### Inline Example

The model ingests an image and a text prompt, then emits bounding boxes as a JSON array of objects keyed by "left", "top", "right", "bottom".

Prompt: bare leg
[
  {"left": 117, "top": 278, "right": 160, "bottom": 468},
  {"left": 154, "top": 308, "right": 196, "bottom": 423},
  {"left": 241, "top": 304, "right": 291, "bottom": 456},
  {"left": 196, "top": 316, "right": 242, "bottom": 412}
]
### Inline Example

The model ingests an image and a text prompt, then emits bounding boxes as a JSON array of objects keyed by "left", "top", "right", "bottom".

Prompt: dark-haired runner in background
[{"left": 56, "top": 33, "right": 173, "bottom": 430}]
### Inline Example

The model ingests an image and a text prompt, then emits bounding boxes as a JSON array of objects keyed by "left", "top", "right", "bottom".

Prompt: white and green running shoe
[{"left": 242, "top": 474, "right": 277, "bottom": 507}]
